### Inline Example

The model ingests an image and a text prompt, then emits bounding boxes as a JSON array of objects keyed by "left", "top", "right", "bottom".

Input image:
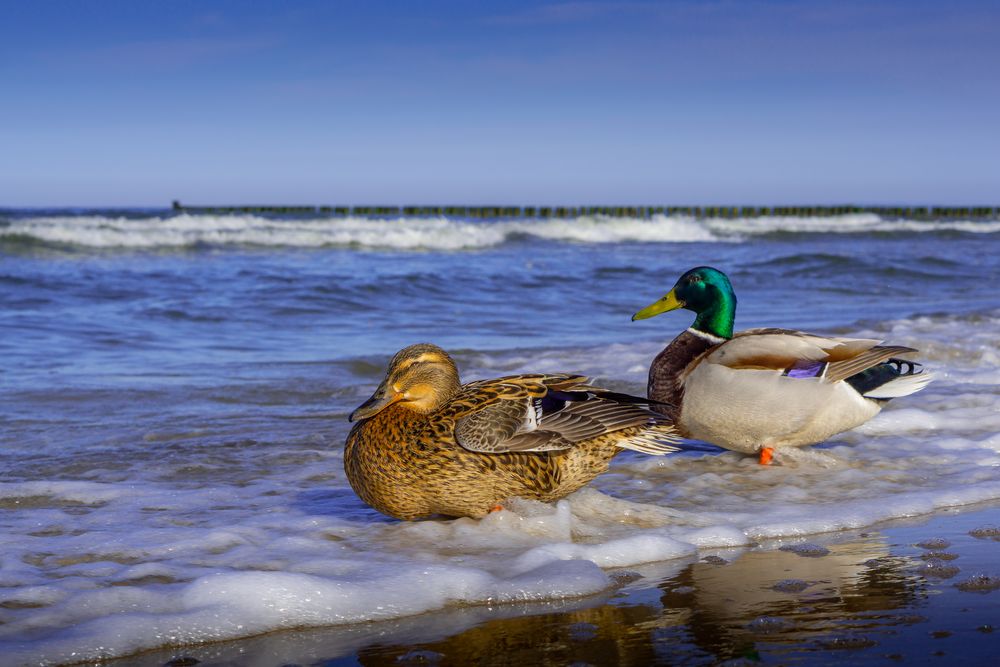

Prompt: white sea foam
[
  {"left": 705, "top": 213, "right": 1000, "bottom": 235},
  {"left": 0, "top": 213, "right": 715, "bottom": 250},
  {"left": 1, "top": 309, "right": 999, "bottom": 664},
  {"left": 0, "top": 480, "right": 128, "bottom": 505},
  {"left": 3, "top": 212, "right": 997, "bottom": 251}
]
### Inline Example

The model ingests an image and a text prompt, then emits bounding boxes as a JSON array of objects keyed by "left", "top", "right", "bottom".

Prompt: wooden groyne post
[{"left": 170, "top": 201, "right": 1000, "bottom": 220}]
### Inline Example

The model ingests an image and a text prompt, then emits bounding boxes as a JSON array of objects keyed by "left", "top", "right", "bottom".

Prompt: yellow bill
[{"left": 632, "top": 289, "right": 684, "bottom": 321}]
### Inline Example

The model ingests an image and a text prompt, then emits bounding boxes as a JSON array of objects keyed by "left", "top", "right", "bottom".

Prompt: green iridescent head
[{"left": 631, "top": 266, "right": 737, "bottom": 339}]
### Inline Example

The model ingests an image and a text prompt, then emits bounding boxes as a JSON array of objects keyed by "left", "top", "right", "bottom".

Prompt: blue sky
[{"left": 3, "top": 0, "right": 998, "bottom": 206}]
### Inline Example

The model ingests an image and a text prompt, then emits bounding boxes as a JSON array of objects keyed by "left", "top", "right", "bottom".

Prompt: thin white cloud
[
  {"left": 41, "top": 36, "right": 278, "bottom": 71},
  {"left": 483, "top": 1, "right": 663, "bottom": 26}
]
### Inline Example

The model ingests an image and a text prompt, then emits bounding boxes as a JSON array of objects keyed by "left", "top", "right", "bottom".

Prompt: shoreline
[{"left": 99, "top": 501, "right": 1000, "bottom": 667}]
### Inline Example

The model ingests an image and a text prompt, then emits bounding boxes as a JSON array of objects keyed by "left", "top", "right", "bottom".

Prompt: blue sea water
[{"left": 1, "top": 210, "right": 999, "bottom": 664}]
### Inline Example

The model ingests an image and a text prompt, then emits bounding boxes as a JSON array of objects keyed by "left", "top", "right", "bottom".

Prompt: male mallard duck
[
  {"left": 344, "top": 343, "right": 679, "bottom": 520},
  {"left": 632, "top": 266, "right": 932, "bottom": 464}
]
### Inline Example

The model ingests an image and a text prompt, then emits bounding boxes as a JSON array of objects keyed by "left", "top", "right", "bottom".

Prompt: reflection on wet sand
[
  {"left": 655, "top": 538, "right": 927, "bottom": 662},
  {"left": 152, "top": 538, "right": 918, "bottom": 665},
  {"left": 354, "top": 536, "right": 925, "bottom": 665},
  {"left": 117, "top": 510, "right": 1000, "bottom": 667}
]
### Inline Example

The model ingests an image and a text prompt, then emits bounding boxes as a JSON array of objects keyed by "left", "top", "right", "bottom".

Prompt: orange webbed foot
[
  {"left": 758, "top": 447, "right": 775, "bottom": 465},
  {"left": 489, "top": 504, "right": 504, "bottom": 513}
]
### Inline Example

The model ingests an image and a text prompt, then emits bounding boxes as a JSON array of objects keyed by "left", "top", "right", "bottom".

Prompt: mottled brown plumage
[{"left": 344, "top": 343, "right": 679, "bottom": 520}]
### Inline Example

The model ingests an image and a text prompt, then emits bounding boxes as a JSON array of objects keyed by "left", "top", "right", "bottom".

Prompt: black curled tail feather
[
  {"left": 587, "top": 388, "right": 675, "bottom": 409},
  {"left": 845, "top": 358, "right": 923, "bottom": 397},
  {"left": 543, "top": 389, "right": 673, "bottom": 411}
]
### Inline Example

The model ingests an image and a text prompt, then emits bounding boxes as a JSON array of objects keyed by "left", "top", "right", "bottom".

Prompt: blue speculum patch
[{"left": 784, "top": 360, "right": 826, "bottom": 378}]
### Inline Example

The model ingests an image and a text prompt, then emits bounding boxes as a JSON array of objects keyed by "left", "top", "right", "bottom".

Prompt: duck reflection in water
[{"left": 352, "top": 534, "right": 928, "bottom": 665}]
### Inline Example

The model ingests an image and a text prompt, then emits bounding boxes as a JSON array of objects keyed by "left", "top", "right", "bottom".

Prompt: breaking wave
[
  {"left": 2, "top": 212, "right": 998, "bottom": 251},
  {"left": 0, "top": 214, "right": 714, "bottom": 250}
]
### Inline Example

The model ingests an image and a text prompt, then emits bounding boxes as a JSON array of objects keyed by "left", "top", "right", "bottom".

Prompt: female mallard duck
[
  {"left": 632, "top": 266, "right": 932, "bottom": 464},
  {"left": 345, "top": 343, "right": 679, "bottom": 520}
]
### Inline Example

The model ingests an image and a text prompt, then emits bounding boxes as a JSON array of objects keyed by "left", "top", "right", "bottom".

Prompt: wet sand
[{"left": 112, "top": 502, "right": 1000, "bottom": 667}]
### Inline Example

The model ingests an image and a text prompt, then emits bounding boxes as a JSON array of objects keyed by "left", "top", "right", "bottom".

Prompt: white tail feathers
[
  {"left": 618, "top": 424, "right": 681, "bottom": 455},
  {"left": 863, "top": 372, "right": 934, "bottom": 399}
]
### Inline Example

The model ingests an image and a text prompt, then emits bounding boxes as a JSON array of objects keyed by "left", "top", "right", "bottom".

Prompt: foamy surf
[
  {"left": 0, "top": 213, "right": 716, "bottom": 250},
  {"left": 2, "top": 212, "right": 998, "bottom": 251},
  {"left": 2, "top": 309, "right": 999, "bottom": 665},
  {"left": 705, "top": 213, "right": 1000, "bottom": 235}
]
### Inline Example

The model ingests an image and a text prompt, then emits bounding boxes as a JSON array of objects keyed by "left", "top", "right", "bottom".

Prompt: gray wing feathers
[
  {"left": 825, "top": 345, "right": 916, "bottom": 383},
  {"left": 454, "top": 400, "right": 534, "bottom": 453},
  {"left": 541, "top": 401, "right": 653, "bottom": 440},
  {"left": 501, "top": 432, "right": 574, "bottom": 452},
  {"left": 454, "top": 394, "right": 678, "bottom": 455}
]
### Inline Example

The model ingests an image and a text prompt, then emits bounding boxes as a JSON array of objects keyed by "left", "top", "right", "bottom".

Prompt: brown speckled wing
[
  {"left": 449, "top": 375, "right": 579, "bottom": 453},
  {"left": 540, "top": 400, "right": 653, "bottom": 441},
  {"left": 454, "top": 395, "right": 539, "bottom": 452},
  {"left": 451, "top": 373, "right": 673, "bottom": 454}
]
